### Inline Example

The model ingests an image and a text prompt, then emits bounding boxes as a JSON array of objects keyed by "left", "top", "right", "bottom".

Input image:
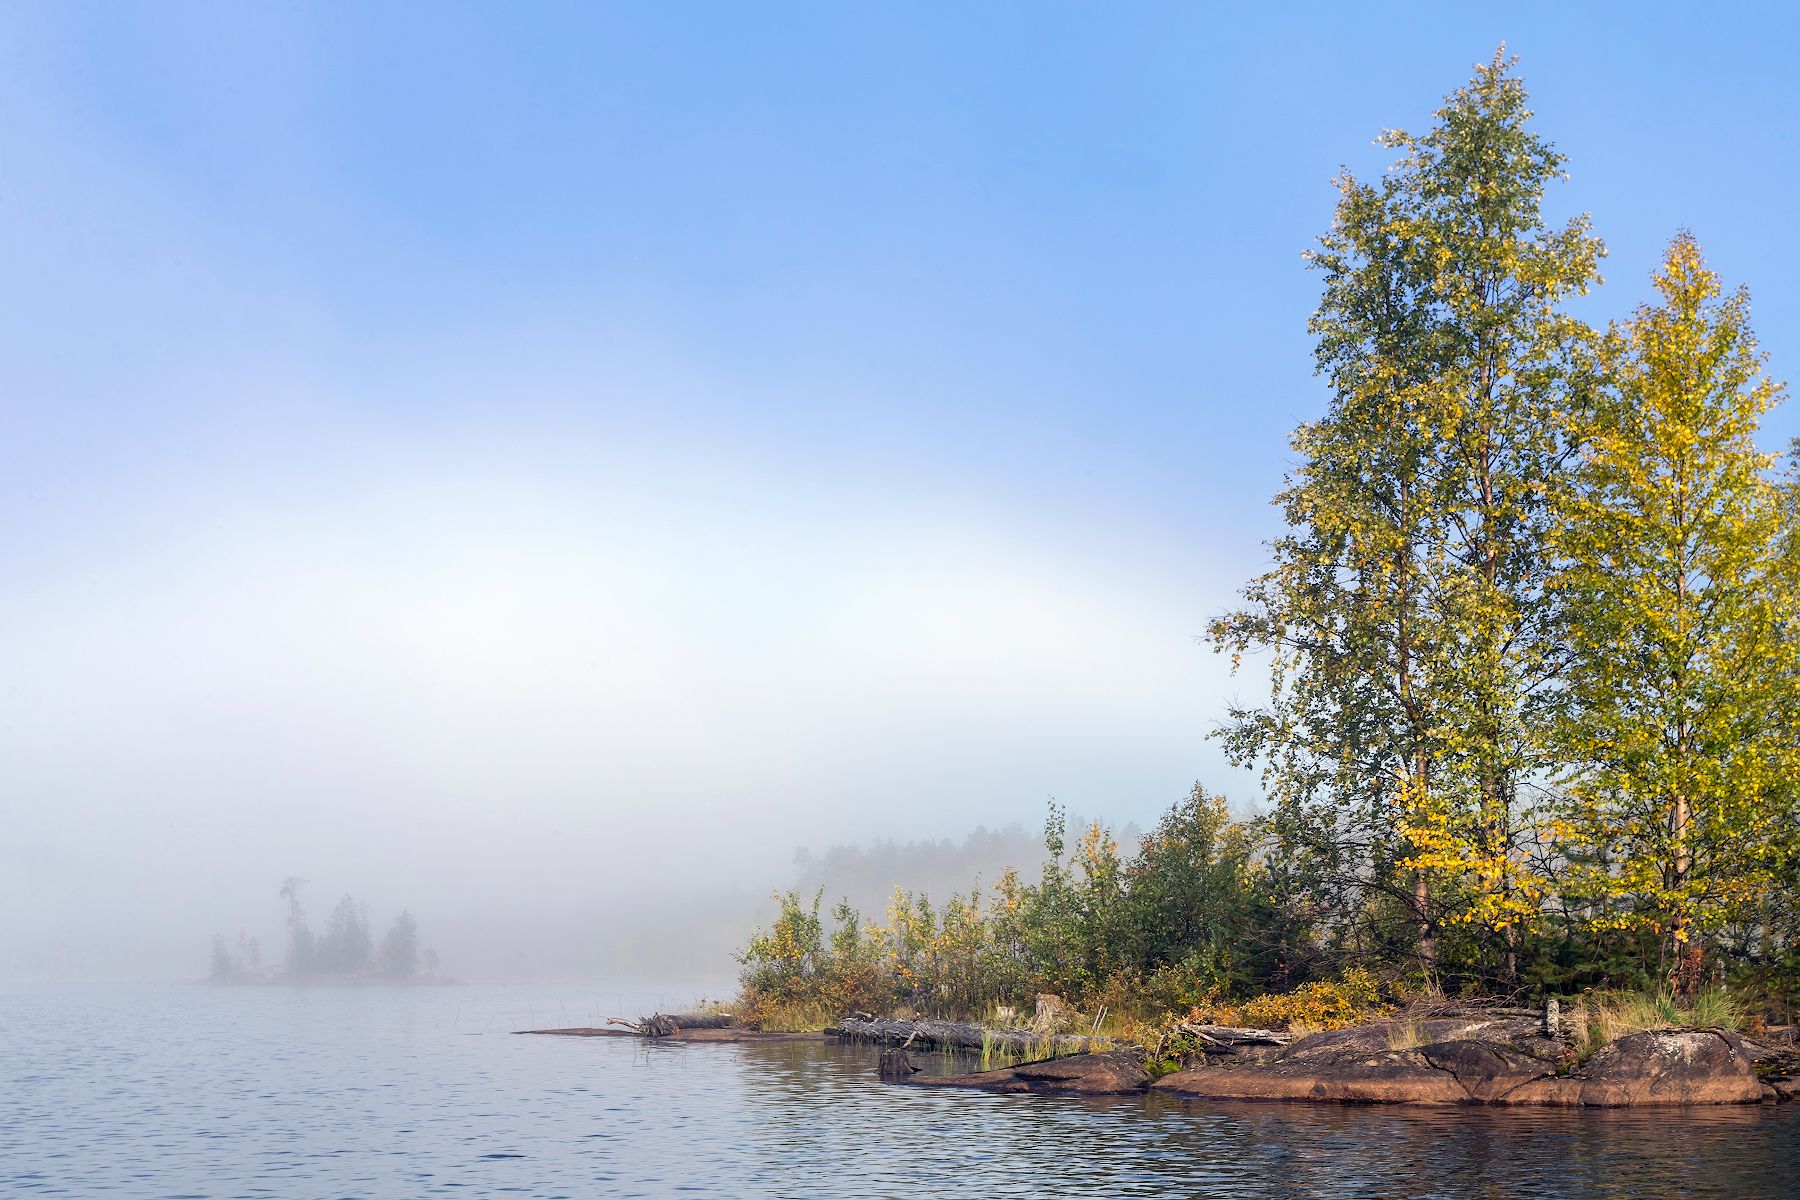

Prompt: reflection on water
[{"left": 4, "top": 984, "right": 1795, "bottom": 1199}]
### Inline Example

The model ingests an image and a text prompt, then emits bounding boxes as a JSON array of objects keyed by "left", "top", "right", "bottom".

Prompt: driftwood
[
  {"left": 1152, "top": 1022, "right": 1291, "bottom": 1064},
  {"left": 1399, "top": 998, "right": 1542, "bottom": 1020},
  {"left": 1176, "top": 1023, "right": 1292, "bottom": 1048},
  {"left": 605, "top": 1012, "right": 735, "bottom": 1038},
  {"left": 833, "top": 1016, "right": 1108, "bottom": 1056}
]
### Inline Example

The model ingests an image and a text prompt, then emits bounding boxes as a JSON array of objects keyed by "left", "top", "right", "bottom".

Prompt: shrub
[{"left": 1235, "top": 968, "right": 1385, "bottom": 1031}]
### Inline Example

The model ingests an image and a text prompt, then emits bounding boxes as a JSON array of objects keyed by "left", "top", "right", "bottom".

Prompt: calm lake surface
[{"left": 5, "top": 983, "right": 1798, "bottom": 1199}]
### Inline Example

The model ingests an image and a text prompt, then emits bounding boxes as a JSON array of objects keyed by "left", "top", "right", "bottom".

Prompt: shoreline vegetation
[
  {"left": 521, "top": 1001, "right": 1800, "bottom": 1107},
  {"left": 709, "top": 50, "right": 1800, "bottom": 1107},
  {"left": 206, "top": 877, "right": 447, "bottom": 985}
]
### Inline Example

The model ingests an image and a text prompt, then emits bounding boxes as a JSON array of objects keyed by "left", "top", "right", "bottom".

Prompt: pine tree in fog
[
  {"left": 209, "top": 934, "right": 235, "bottom": 982},
  {"left": 380, "top": 910, "right": 420, "bottom": 980},
  {"left": 235, "top": 932, "right": 261, "bottom": 974},
  {"left": 319, "top": 895, "right": 374, "bottom": 975}
]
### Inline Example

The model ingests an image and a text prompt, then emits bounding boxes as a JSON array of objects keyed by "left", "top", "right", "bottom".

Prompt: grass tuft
[
  {"left": 1384, "top": 1019, "right": 1429, "bottom": 1051},
  {"left": 1570, "top": 987, "right": 1741, "bottom": 1059}
]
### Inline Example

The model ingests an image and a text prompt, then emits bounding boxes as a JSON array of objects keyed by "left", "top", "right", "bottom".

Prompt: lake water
[{"left": 5, "top": 983, "right": 1798, "bottom": 1199}]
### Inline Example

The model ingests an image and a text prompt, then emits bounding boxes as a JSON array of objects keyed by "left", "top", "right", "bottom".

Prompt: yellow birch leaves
[{"left": 1548, "top": 233, "right": 1795, "bottom": 956}]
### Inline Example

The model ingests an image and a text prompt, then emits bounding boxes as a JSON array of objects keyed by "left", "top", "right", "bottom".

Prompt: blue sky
[{"left": 3, "top": 3, "right": 1797, "bottom": 978}]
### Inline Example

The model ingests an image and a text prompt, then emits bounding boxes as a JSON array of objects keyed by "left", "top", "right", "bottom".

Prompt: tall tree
[
  {"left": 1212, "top": 50, "right": 1603, "bottom": 981},
  {"left": 210, "top": 934, "right": 235, "bottom": 983},
  {"left": 1381, "top": 47, "right": 1605, "bottom": 972},
  {"left": 1549, "top": 233, "right": 1795, "bottom": 992},
  {"left": 320, "top": 894, "right": 373, "bottom": 975},
  {"left": 1211, "top": 163, "right": 1447, "bottom": 971},
  {"left": 280, "top": 876, "right": 314, "bottom": 978}
]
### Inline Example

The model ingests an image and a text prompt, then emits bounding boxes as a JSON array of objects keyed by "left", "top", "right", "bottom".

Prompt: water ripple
[{"left": 3, "top": 984, "right": 1795, "bottom": 1198}]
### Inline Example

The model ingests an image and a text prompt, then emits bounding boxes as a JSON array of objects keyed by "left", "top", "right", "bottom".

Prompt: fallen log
[
  {"left": 516, "top": 1024, "right": 824, "bottom": 1043},
  {"left": 832, "top": 1016, "right": 1108, "bottom": 1056},
  {"left": 605, "top": 1012, "right": 736, "bottom": 1038}
]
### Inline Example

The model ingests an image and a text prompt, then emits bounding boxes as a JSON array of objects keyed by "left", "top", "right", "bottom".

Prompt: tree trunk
[
  {"left": 1415, "top": 871, "right": 1437, "bottom": 979},
  {"left": 1671, "top": 784, "right": 1697, "bottom": 999}
]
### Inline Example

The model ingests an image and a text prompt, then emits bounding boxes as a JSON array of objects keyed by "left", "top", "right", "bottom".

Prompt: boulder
[
  {"left": 1153, "top": 1024, "right": 1759, "bottom": 1107},
  {"left": 1497, "top": 1076, "right": 1584, "bottom": 1105},
  {"left": 1420, "top": 1039, "right": 1555, "bottom": 1102},
  {"left": 1275, "top": 1017, "right": 1541, "bottom": 1063},
  {"left": 1740, "top": 1033, "right": 1800, "bottom": 1078},
  {"left": 908, "top": 1049, "right": 1149, "bottom": 1096},
  {"left": 1570, "top": 1030, "right": 1760, "bottom": 1106},
  {"left": 1766, "top": 1076, "right": 1800, "bottom": 1103}
]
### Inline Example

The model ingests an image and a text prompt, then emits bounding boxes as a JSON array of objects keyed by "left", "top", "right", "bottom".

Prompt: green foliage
[
  {"left": 738, "top": 51, "right": 1800, "bottom": 1027},
  {"left": 738, "top": 791, "right": 1285, "bottom": 1024},
  {"left": 1209, "top": 50, "right": 1800, "bottom": 1003},
  {"left": 1548, "top": 234, "right": 1798, "bottom": 987},
  {"left": 1210, "top": 50, "right": 1605, "bottom": 987}
]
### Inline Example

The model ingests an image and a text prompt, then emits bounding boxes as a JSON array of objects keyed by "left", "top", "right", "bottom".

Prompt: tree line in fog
[{"left": 208, "top": 877, "right": 441, "bottom": 983}]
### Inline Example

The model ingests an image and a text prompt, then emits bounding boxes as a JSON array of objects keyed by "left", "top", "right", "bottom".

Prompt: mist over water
[
  {"left": 0, "top": 454, "right": 1228, "bottom": 985},
  {"left": 7, "top": 5, "right": 1799, "bottom": 992},
  {"left": 14, "top": 816, "right": 1076, "bottom": 988}
]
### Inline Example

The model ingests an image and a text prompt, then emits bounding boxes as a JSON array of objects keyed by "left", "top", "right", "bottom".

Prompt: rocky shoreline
[
  {"left": 520, "top": 1008, "right": 1800, "bottom": 1107},
  {"left": 1154, "top": 1018, "right": 1760, "bottom": 1106},
  {"left": 895, "top": 1013, "right": 1800, "bottom": 1107}
]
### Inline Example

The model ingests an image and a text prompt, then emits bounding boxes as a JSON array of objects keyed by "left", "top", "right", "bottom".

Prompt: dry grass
[
  {"left": 740, "top": 997, "right": 842, "bottom": 1032},
  {"left": 1571, "top": 987, "right": 1742, "bottom": 1058},
  {"left": 1384, "top": 1018, "right": 1429, "bottom": 1051}
]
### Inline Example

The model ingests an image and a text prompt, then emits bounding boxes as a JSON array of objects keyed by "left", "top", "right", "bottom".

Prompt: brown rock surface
[
  {"left": 1765, "top": 1075, "right": 1800, "bottom": 1102},
  {"left": 1156, "top": 1051, "right": 1472, "bottom": 1104},
  {"left": 1568, "top": 1030, "right": 1760, "bottom": 1106},
  {"left": 1420, "top": 1039, "right": 1554, "bottom": 1102},
  {"left": 1497, "top": 1076, "right": 1584, "bottom": 1105},
  {"left": 1155, "top": 1023, "right": 1760, "bottom": 1107}
]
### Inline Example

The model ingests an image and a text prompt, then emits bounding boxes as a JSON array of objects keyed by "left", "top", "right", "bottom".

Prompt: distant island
[{"left": 207, "top": 877, "right": 446, "bottom": 984}]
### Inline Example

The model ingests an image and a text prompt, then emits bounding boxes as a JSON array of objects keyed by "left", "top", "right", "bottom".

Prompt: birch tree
[
  {"left": 1549, "top": 233, "right": 1796, "bottom": 993},
  {"left": 1213, "top": 51, "right": 1602, "bottom": 981}
]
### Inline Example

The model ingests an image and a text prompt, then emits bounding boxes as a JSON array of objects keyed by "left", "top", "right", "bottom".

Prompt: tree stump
[{"left": 880, "top": 1048, "right": 920, "bottom": 1080}]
